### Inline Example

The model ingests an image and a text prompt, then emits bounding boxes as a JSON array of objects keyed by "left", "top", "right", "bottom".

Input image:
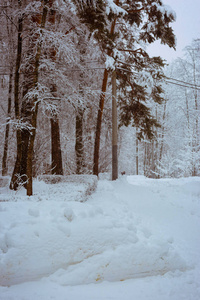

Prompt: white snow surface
[{"left": 0, "top": 175, "right": 200, "bottom": 300}]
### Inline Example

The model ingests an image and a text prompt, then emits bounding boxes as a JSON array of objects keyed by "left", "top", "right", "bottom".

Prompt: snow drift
[{"left": 1, "top": 175, "right": 197, "bottom": 287}]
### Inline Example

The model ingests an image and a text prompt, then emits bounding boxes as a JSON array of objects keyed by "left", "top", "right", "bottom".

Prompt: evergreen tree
[{"left": 73, "top": 0, "right": 176, "bottom": 175}]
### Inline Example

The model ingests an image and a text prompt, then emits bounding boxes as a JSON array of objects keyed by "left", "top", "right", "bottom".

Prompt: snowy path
[{"left": 0, "top": 176, "right": 200, "bottom": 300}]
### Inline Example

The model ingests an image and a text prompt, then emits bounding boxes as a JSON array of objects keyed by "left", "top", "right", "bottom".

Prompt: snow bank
[
  {"left": 0, "top": 175, "right": 200, "bottom": 300},
  {"left": 1, "top": 175, "right": 196, "bottom": 289},
  {"left": 0, "top": 175, "right": 97, "bottom": 203}
]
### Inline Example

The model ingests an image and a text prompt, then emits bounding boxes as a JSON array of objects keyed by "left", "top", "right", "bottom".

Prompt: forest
[
  {"left": 0, "top": 0, "right": 199, "bottom": 196},
  {"left": 0, "top": 1, "right": 200, "bottom": 298}
]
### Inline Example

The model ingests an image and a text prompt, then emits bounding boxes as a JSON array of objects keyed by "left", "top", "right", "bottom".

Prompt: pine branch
[{"left": 126, "top": 7, "right": 144, "bottom": 13}]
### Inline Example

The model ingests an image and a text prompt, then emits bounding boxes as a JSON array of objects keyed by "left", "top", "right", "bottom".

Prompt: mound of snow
[
  {"left": 0, "top": 175, "right": 98, "bottom": 203},
  {"left": 0, "top": 176, "right": 191, "bottom": 287}
]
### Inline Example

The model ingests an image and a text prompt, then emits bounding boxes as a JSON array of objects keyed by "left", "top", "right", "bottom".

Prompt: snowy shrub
[{"left": 37, "top": 175, "right": 98, "bottom": 201}]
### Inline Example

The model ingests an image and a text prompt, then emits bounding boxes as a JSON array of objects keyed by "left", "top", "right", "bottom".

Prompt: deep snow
[{"left": 0, "top": 175, "right": 200, "bottom": 300}]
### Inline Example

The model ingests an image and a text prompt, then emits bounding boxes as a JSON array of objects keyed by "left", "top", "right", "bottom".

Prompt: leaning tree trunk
[
  {"left": 93, "top": 11, "right": 118, "bottom": 176},
  {"left": 10, "top": 0, "right": 23, "bottom": 190},
  {"left": 2, "top": 70, "right": 13, "bottom": 176}
]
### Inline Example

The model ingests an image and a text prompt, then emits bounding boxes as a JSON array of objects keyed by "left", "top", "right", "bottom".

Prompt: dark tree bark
[
  {"left": 19, "top": 92, "right": 34, "bottom": 187},
  {"left": 93, "top": 69, "right": 109, "bottom": 176},
  {"left": 75, "top": 35, "right": 87, "bottom": 175},
  {"left": 10, "top": 0, "right": 48, "bottom": 194},
  {"left": 159, "top": 100, "right": 167, "bottom": 162},
  {"left": 10, "top": 0, "right": 23, "bottom": 190},
  {"left": 93, "top": 12, "right": 118, "bottom": 176},
  {"left": 51, "top": 116, "right": 63, "bottom": 175},
  {"left": 136, "top": 136, "right": 139, "bottom": 175},
  {"left": 75, "top": 108, "right": 84, "bottom": 174},
  {"left": 2, "top": 70, "right": 13, "bottom": 176},
  {"left": 26, "top": 1, "right": 49, "bottom": 196},
  {"left": 49, "top": 0, "right": 63, "bottom": 175}
]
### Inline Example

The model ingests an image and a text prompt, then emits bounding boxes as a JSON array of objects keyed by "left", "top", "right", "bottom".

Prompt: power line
[
  {"left": 117, "top": 60, "right": 200, "bottom": 89},
  {"left": 165, "top": 80, "right": 200, "bottom": 91},
  {"left": 0, "top": 66, "right": 200, "bottom": 91},
  {"left": 117, "top": 67, "right": 200, "bottom": 91},
  {"left": 165, "top": 76, "right": 200, "bottom": 89},
  {"left": 0, "top": 62, "right": 199, "bottom": 88}
]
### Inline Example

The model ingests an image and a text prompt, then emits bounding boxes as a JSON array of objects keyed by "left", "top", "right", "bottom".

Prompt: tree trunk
[
  {"left": 15, "top": 97, "right": 33, "bottom": 188},
  {"left": 93, "top": 9, "right": 118, "bottom": 176},
  {"left": 26, "top": 103, "right": 38, "bottom": 196},
  {"left": 192, "top": 77, "right": 198, "bottom": 176},
  {"left": 10, "top": 0, "right": 23, "bottom": 190},
  {"left": 93, "top": 69, "right": 109, "bottom": 175},
  {"left": 50, "top": 95, "right": 63, "bottom": 176},
  {"left": 143, "top": 142, "right": 147, "bottom": 176},
  {"left": 136, "top": 137, "right": 139, "bottom": 175},
  {"left": 150, "top": 140, "right": 157, "bottom": 178},
  {"left": 51, "top": 116, "right": 63, "bottom": 175},
  {"left": 159, "top": 100, "right": 167, "bottom": 162},
  {"left": 75, "top": 108, "right": 84, "bottom": 174},
  {"left": 185, "top": 90, "right": 190, "bottom": 128},
  {"left": 2, "top": 70, "right": 13, "bottom": 176},
  {"left": 112, "top": 70, "right": 118, "bottom": 180},
  {"left": 49, "top": 0, "right": 63, "bottom": 176},
  {"left": 26, "top": 1, "right": 49, "bottom": 196}
]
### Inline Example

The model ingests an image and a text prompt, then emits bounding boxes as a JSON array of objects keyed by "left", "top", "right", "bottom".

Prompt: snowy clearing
[{"left": 0, "top": 175, "right": 200, "bottom": 300}]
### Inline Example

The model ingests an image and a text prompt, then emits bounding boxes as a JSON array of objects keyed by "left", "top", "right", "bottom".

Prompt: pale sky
[{"left": 147, "top": 0, "right": 200, "bottom": 62}]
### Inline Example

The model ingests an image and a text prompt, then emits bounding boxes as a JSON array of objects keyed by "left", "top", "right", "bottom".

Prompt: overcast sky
[{"left": 147, "top": 0, "right": 200, "bottom": 62}]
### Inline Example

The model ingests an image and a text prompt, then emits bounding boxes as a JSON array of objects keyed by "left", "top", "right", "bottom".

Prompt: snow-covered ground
[{"left": 0, "top": 175, "right": 200, "bottom": 300}]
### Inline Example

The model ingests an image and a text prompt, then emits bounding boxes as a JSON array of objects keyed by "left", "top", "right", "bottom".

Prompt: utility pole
[
  {"left": 112, "top": 70, "right": 118, "bottom": 180},
  {"left": 136, "top": 135, "right": 139, "bottom": 175}
]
